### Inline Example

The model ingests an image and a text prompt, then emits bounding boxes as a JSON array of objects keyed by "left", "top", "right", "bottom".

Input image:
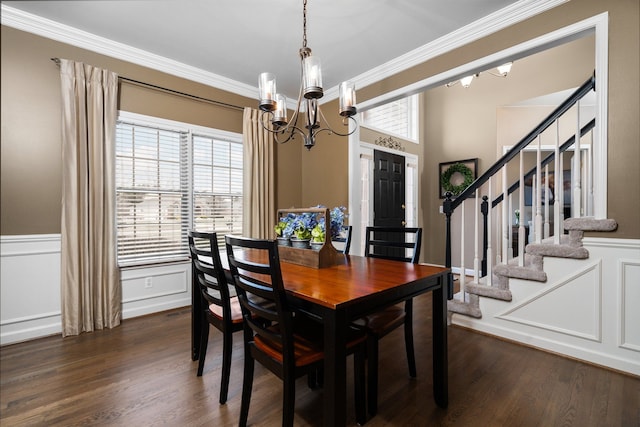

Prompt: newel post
[{"left": 443, "top": 192, "right": 454, "bottom": 300}]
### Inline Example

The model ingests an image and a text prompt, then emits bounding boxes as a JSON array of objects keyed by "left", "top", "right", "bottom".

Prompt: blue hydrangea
[{"left": 277, "top": 206, "right": 347, "bottom": 240}]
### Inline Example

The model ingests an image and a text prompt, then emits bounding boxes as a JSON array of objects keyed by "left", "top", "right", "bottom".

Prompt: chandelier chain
[{"left": 302, "top": 0, "right": 307, "bottom": 48}]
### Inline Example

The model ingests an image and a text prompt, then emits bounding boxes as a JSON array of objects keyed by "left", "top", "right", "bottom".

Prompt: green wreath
[{"left": 441, "top": 163, "right": 474, "bottom": 196}]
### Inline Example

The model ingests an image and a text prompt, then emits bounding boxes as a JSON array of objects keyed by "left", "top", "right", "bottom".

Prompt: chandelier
[{"left": 258, "top": 0, "right": 357, "bottom": 150}]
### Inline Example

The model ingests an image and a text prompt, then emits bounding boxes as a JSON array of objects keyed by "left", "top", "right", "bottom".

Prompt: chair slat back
[
  {"left": 188, "top": 231, "right": 232, "bottom": 316},
  {"left": 332, "top": 225, "right": 353, "bottom": 255},
  {"left": 364, "top": 226, "right": 422, "bottom": 264},
  {"left": 225, "top": 235, "right": 294, "bottom": 360}
]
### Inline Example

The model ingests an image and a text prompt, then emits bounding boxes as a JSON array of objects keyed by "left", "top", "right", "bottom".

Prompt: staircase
[
  {"left": 441, "top": 74, "right": 640, "bottom": 375},
  {"left": 448, "top": 216, "right": 618, "bottom": 319}
]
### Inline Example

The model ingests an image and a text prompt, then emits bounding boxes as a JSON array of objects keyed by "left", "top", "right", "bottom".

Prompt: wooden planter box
[{"left": 276, "top": 207, "right": 341, "bottom": 269}]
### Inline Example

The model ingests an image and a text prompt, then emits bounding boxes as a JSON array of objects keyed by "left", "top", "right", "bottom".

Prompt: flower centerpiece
[
  {"left": 310, "top": 224, "right": 325, "bottom": 250},
  {"left": 310, "top": 206, "right": 347, "bottom": 250},
  {"left": 274, "top": 213, "right": 296, "bottom": 246},
  {"left": 274, "top": 206, "right": 347, "bottom": 250},
  {"left": 289, "top": 211, "right": 317, "bottom": 249}
]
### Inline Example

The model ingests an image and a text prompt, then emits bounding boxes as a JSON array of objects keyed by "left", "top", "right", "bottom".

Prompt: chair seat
[
  {"left": 209, "top": 295, "right": 243, "bottom": 323},
  {"left": 353, "top": 304, "right": 405, "bottom": 337},
  {"left": 255, "top": 316, "right": 366, "bottom": 367}
]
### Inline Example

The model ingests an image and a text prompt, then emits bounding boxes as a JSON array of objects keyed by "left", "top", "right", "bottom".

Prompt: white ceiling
[{"left": 3, "top": 0, "right": 528, "bottom": 101}]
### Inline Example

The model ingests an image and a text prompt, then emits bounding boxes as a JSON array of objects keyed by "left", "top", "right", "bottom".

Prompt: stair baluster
[
  {"left": 481, "top": 196, "right": 488, "bottom": 277},
  {"left": 443, "top": 74, "right": 596, "bottom": 308},
  {"left": 573, "top": 100, "right": 582, "bottom": 217}
]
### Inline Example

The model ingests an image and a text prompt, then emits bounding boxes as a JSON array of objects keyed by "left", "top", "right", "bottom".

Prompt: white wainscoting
[
  {"left": 0, "top": 234, "right": 191, "bottom": 346},
  {"left": 452, "top": 237, "right": 640, "bottom": 375}
]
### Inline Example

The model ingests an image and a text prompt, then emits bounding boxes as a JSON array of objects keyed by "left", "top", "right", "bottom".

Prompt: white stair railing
[{"left": 444, "top": 76, "right": 596, "bottom": 302}]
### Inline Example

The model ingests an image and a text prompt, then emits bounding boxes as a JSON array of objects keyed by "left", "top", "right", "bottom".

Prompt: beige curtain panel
[
  {"left": 242, "top": 108, "right": 276, "bottom": 238},
  {"left": 59, "top": 59, "right": 121, "bottom": 337}
]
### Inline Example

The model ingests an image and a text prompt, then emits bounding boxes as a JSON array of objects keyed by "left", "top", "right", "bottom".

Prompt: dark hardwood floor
[{"left": 1, "top": 292, "right": 638, "bottom": 426}]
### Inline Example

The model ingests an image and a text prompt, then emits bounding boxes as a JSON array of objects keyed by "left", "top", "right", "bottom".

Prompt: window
[
  {"left": 115, "top": 112, "right": 242, "bottom": 266},
  {"left": 361, "top": 94, "right": 419, "bottom": 142}
]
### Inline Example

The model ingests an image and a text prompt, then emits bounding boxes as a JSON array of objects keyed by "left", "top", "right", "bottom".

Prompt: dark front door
[{"left": 373, "top": 150, "right": 406, "bottom": 257}]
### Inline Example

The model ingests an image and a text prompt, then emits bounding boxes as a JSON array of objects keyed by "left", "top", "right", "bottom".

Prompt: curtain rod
[{"left": 51, "top": 58, "right": 245, "bottom": 112}]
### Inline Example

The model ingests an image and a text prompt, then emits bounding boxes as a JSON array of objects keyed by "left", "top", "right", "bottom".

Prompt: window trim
[{"left": 116, "top": 111, "right": 243, "bottom": 267}]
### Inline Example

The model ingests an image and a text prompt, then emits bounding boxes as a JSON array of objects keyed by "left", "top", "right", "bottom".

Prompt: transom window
[
  {"left": 115, "top": 112, "right": 242, "bottom": 266},
  {"left": 360, "top": 94, "right": 419, "bottom": 142}
]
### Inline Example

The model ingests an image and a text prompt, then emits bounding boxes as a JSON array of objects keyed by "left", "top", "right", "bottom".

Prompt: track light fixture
[{"left": 446, "top": 62, "right": 514, "bottom": 89}]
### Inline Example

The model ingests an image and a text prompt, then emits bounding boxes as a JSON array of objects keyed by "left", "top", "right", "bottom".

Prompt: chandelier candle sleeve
[
  {"left": 273, "top": 94, "right": 288, "bottom": 125},
  {"left": 259, "top": 72, "right": 276, "bottom": 111},
  {"left": 302, "top": 55, "right": 323, "bottom": 98},
  {"left": 339, "top": 81, "right": 356, "bottom": 117}
]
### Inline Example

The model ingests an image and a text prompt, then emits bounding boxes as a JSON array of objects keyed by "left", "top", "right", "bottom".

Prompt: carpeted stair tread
[
  {"left": 447, "top": 299, "right": 482, "bottom": 318},
  {"left": 539, "top": 234, "right": 581, "bottom": 247},
  {"left": 564, "top": 217, "right": 618, "bottom": 232},
  {"left": 464, "top": 282, "right": 512, "bottom": 301},
  {"left": 507, "top": 253, "right": 544, "bottom": 269},
  {"left": 449, "top": 217, "right": 617, "bottom": 320},
  {"left": 526, "top": 242, "right": 589, "bottom": 259},
  {"left": 494, "top": 263, "right": 547, "bottom": 282}
]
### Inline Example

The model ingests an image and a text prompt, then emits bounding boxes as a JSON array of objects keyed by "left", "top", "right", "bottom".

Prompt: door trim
[{"left": 350, "top": 142, "right": 418, "bottom": 256}]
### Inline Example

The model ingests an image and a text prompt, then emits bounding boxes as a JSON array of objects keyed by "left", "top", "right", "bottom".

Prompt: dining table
[{"left": 191, "top": 252, "right": 450, "bottom": 427}]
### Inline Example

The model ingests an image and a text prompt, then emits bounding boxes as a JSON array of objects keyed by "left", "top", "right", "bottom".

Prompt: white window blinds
[
  {"left": 361, "top": 94, "right": 419, "bottom": 142},
  {"left": 115, "top": 114, "right": 242, "bottom": 266},
  {"left": 192, "top": 134, "right": 243, "bottom": 250}
]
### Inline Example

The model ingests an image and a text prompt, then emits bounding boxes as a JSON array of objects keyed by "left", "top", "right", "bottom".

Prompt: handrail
[
  {"left": 442, "top": 73, "right": 596, "bottom": 299},
  {"left": 444, "top": 73, "right": 595, "bottom": 213},
  {"left": 491, "top": 118, "right": 596, "bottom": 208}
]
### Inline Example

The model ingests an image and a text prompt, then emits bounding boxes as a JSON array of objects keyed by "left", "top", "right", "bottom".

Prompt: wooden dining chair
[
  {"left": 225, "top": 235, "right": 367, "bottom": 427},
  {"left": 188, "top": 230, "right": 243, "bottom": 405},
  {"left": 332, "top": 225, "right": 353, "bottom": 254},
  {"left": 359, "top": 226, "right": 422, "bottom": 416}
]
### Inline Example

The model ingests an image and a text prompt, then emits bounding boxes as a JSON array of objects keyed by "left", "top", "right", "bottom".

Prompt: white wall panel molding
[
  {"left": 1, "top": 234, "right": 62, "bottom": 345},
  {"left": 120, "top": 262, "right": 191, "bottom": 320},
  {"left": 1, "top": 234, "right": 192, "bottom": 345},
  {"left": 497, "top": 260, "right": 602, "bottom": 342},
  {"left": 619, "top": 259, "right": 640, "bottom": 352},
  {"left": 452, "top": 237, "right": 640, "bottom": 376}
]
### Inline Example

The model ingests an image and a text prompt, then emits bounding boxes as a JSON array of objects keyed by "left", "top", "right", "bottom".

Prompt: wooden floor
[{"left": 2, "top": 292, "right": 638, "bottom": 426}]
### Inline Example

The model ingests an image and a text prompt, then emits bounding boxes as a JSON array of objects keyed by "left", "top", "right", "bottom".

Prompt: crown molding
[
  {"left": 0, "top": 4, "right": 257, "bottom": 100},
  {"left": 2, "top": 1, "right": 567, "bottom": 103},
  {"left": 324, "top": 0, "right": 568, "bottom": 101}
]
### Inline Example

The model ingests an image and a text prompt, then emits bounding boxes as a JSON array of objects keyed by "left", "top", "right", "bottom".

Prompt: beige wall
[
  {"left": 422, "top": 35, "right": 595, "bottom": 264},
  {"left": 380, "top": 0, "right": 638, "bottom": 265},
  {"left": 298, "top": 0, "right": 638, "bottom": 264},
  {"left": 2, "top": 0, "right": 639, "bottom": 255},
  {"left": 0, "top": 26, "right": 302, "bottom": 235}
]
